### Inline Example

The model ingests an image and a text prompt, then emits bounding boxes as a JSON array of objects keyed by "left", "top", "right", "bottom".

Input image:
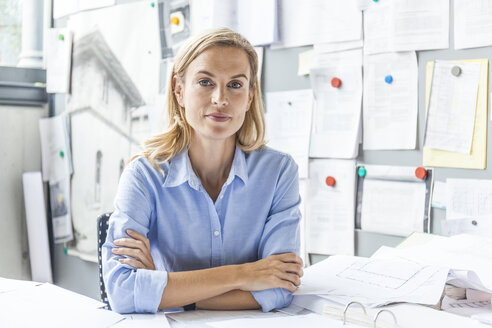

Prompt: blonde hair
[{"left": 132, "top": 28, "right": 266, "bottom": 174}]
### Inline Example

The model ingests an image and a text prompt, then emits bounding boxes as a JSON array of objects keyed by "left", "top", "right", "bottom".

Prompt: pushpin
[
  {"left": 373, "top": 0, "right": 379, "bottom": 2},
  {"left": 384, "top": 75, "right": 393, "bottom": 84},
  {"left": 451, "top": 66, "right": 461, "bottom": 77},
  {"left": 150, "top": 2, "right": 155, "bottom": 8},
  {"left": 59, "top": 150, "right": 64, "bottom": 158},
  {"left": 357, "top": 166, "right": 366, "bottom": 177},
  {"left": 325, "top": 176, "right": 336, "bottom": 187},
  {"left": 415, "top": 166, "right": 427, "bottom": 179},
  {"left": 63, "top": 247, "right": 68, "bottom": 255},
  {"left": 171, "top": 16, "right": 180, "bottom": 25},
  {"left": 472, "top": 220, "right": 478, "bottom": 226},
  {"left": 58, "top": 34, "right": 64, "bottom": 41},
  {"left": 331, "top": 77, "right": 342, "bottom": 88}
]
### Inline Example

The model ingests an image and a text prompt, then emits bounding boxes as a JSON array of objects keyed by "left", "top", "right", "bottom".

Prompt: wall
[{"left": 50, "top": 0, "right": 492, "bottom": 300}]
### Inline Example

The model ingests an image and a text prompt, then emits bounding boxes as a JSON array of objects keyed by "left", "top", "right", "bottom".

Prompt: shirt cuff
[
  {"left": 134, "top": 269, "right": 168, "bottom": 313},
  {"left": 251, "top": 288, "right": 293, "bottom": 312}
]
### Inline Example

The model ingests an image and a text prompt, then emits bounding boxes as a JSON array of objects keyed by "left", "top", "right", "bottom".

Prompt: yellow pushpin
[{"left": 171, "top": 16, "right": 180, "bottom": 25}]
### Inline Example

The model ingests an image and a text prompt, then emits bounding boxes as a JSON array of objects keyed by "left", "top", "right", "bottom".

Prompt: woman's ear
[
  {"left": 247, "top": 83, "right": 255, "bottom": 111},
  {"left": 173, "top": 75, "right": 185, "bottom": 107}
]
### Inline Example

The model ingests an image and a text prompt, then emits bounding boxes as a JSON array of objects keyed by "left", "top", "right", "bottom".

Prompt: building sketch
[{"left": 66, "top": 30, "right": 146, "bottom": 260}]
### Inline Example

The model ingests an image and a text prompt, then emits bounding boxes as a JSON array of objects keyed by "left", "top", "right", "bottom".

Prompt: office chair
[{"left": 97, "top": 212, "right": 112, "bottom": 310}]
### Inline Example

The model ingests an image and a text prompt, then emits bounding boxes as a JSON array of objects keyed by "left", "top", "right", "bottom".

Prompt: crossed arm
[{"left": 112, "top": 229, "right": 303, "bottom": 310}]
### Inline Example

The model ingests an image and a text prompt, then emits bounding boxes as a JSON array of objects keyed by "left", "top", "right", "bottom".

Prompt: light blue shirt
[{"left": 102, "top": 145, "right": 301, "bottom": 314}]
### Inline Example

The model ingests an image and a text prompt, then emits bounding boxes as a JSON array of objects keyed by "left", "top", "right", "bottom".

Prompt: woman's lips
[{"left": 206, "top": 113, "right": 231, "bottom": 122}]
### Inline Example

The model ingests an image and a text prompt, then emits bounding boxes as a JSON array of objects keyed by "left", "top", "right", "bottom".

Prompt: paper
[
  {"left": 0, "top": 277, "right": 40, "bottom": 294},
  {"left": 446, "top": 179, "right": 492, "bottom": 225},
  {"left": 49, "top": 178, "right": 74, "bottom": 243},
  {"left": 39, "top": 115, "right": 73, "bottom": 183},
  {"left": 274, "top": 0, "right": 361, "bottom": 49},
  {"left": 314, "top": 40, "right": 363, "bottom": 54},
  {"left": 298, "top": 49, "right": 314, "bottom": 76},
  {"left": 45, "top": 28, "right": 73, "bottom": 93},
  {"left": 305, "top": 159, "right": 356, "bottom": 256},
  {"left": 208, "top": 313, "right": 345, "bottom": 328},
  {"left": 372, "top": 234, "right": 492, "bottom": 293},
  {"left": 53, "top": 0, "right": 116, "bottom": 19},
  {"left": 265, "top": 89, "right": 313, "bottom": 178},
  {"left": 423, "top": 59, "right": 489, "bottom": 169},
  {"left": 113, "top": 313, "right": 171, "bottom": 328},
  {"left": 362, "top": 51, "right": 418, "bottom": 150},
  {"left": 364, "top": 0, "right": 449, "bottom": 55},
  {"left": 22, "top": 172, "right": 53, "bottom": 283},
  {"left": 454, "top": 0, "right": 492, "bottom": 50},
  {"left": 167, "top": 309, "right": 282, "bottom": 324},
  {"left": 295, "top": 255, "right": 449, "bottom": 308},
  {"left": 309, "top": 49, "right": 362, "bottom": 159},
  {"left": 190, "top": 0, "right": 278, "bottom": 46},
  {"left": 431, "top": 180, "right": 447, "bottom": 209},
  {"left": 424, "top": 61, "right": 481, "bottom": 154},
  {"left": 361, "top": 179, "right": 426, "bottom": 237}
]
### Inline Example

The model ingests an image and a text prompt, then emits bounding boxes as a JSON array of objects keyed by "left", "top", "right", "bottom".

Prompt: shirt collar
[{"left": 162, "top": 145, "right": 248, "bottom": 189}]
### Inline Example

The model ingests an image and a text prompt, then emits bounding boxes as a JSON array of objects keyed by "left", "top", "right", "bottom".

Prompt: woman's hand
[
  {"left": 112, "top": 230, "right": 156, "bottom": 270},
  {"left": 237, "top": 253, "right": 303, "bottom": 293}
]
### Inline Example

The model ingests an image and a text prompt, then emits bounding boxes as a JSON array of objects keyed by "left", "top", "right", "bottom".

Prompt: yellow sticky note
[
  {"left": 423, "top": 59, "right": 488, "bottom": 169},
  {"left": 297, "top": 49, "right": 314, "bottom": 76}
]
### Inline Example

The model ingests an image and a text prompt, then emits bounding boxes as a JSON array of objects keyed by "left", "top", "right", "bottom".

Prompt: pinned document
[
  {"left": 423, "top": 59, "right": 489, "bottom": 169},
  {"left": 454, "top": 0, "right": 492, "bottom": 50},
  {"left": 265, "top": 89, "right": 313, "bottom": 178},
  {"left": 424, "top": 61, "right": 481, "bottom": 154},
  {"left": 305, "top": 159, "right": 356, "bottom": 256},
  {"left": 363, "top": 51, "right": 418, "bottom": 150},
  {"left": 309, "top": 49, "right": 362, "bottom": 159},
  {"left": 45, "top": 28, "right": 73, "bottom": 94},
  {"left": 356, "top": 165, "right": 431, "bottom": 237}
]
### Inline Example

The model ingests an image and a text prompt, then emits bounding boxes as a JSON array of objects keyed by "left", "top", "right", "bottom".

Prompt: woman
[{"left": 102, "top": 28, "right": 303, "bottom": 314}]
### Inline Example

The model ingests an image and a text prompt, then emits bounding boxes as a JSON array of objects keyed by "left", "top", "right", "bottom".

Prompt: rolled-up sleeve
[
  {"left": 251, "top": 155, "right": 301, "bottom": 312},
  {"left": 102, "top": 161, "right": 168, "bottom": 313}
]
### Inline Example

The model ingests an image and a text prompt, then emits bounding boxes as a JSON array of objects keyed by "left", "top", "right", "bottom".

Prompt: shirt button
[
  {"left": 214, "top": 230, "right": 220, "bottom": 237},
  {"left": 220, "top": 195, "right": 224, "bottom": 199}
]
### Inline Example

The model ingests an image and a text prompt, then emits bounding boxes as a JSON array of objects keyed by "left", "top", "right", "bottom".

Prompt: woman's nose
[{"left": 211, "top": 86, "right": 229, "bottom": 107}]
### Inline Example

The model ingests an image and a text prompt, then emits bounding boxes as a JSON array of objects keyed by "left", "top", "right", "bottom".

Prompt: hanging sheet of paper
[
  {"left": 422, "top": 59, "right": 488, "bottom": 169},
  {"left": 190, "top": 0, "right": 278, "bottom": 46},
  {"left": 305, "top": 159, "right": 356, "bottom": 256},
  {"left": 424, "top": 61, "right": 481, "bottom": 154},
  {"left": 358, "top": 165, "right": 427, "bottom": 237},
  {"left": 309, "top": 49, "right": 362, "bottom": 159},
  {"left": 454, "top": 0, "right": 492, "bottom": 50},
  {"left": 45, "top": 28, "right": 73, "bottom": 94},
  {"left": 364, "top": 0, "right": 449, "bottom": 55},
  {"left": 363, "top": 51, "right": 418, "bottom": 150},
  {"left": 273, "top": 0, "right": 361, "bottom": 49},
  {"left": 265, "top": 89, "right": 313, "bottom": 179},
  {"left": 444, "top": 179, "right": 492, "bottom": 237}
]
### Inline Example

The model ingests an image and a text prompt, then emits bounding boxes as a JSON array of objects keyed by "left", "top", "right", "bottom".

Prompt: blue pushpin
[
  {"left": 385, "top": 75, "right": 393, "bottom": 84},
  {"left": 357, "top": 166, "right": 366, "bottom": 177}
]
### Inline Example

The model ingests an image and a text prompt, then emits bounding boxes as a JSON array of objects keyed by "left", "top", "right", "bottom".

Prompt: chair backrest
[{"left": 97, "top": 212, "right": 112, "bottom": 309}]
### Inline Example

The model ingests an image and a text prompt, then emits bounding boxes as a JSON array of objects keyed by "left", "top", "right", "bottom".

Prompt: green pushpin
[
  {"left": 59, "top": 150, "right": 64, "bottom": 158},
  {"left": 150, "top": 2, "right": 155, "bottom": 7},
  {"left": 58, "top": 34, "right": 64, "bottom": 41},
  {"left": 63, "top": 247, "right": 68, "bottom": 255},
  {"left": 357, "top": 166, "right": 367, "bottom": 177}
]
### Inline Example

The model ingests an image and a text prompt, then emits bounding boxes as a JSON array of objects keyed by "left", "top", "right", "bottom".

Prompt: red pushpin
[
  {"left": 325, "top": 176, "right": 336, "bottom": 187},
  {"left": 415, "top": 167, "right": 427, "bottom": 180},
  {"left": 331, "top": 77, "right": 342, "bottom": 88}
]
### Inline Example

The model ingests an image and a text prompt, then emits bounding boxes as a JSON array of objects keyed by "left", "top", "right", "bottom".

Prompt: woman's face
[{"left": 174, "top": 46, "right": 254, "bottom": 143}]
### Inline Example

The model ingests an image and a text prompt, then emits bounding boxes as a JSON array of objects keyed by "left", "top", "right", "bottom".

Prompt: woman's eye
[
  {"left": 229, "top": 82, "right": 242, "bottom": 89},
  {"left": 199, "top": 80, "right": 212, "bottom": 86}
]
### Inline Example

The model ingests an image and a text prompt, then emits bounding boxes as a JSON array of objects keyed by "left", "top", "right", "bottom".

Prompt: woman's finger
[
  {"left": 118, "top": 258, "right": 145, "bottom": 269},
  {"left": 126, "top": 230, "right": 151, "bottom": 251}
]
